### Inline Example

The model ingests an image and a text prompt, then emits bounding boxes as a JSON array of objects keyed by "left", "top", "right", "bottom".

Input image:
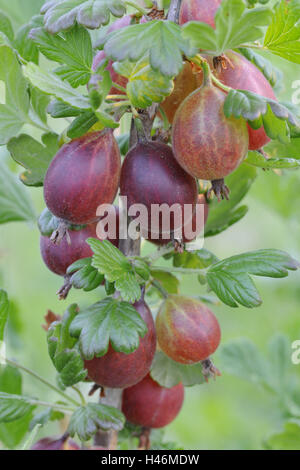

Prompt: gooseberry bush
[{"left": 0, "top": 0, "right": 300, "bottom": 451}]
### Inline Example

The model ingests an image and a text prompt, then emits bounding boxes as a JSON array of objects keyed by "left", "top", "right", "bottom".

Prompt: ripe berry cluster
[{"left": 37, "top": 0, "right": 278, "bottom": 439}]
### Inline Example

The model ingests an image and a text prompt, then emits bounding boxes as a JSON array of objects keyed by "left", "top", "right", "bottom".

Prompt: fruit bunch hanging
[{"left": 0, "top": 0, "right": 299, "bottom": 452}]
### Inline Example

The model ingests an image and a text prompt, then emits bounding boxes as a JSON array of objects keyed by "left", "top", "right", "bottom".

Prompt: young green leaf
[
  {"left": 30, "top": 87, "right": 51, "bottom": 126},
  {"left": 23, "top": 62, "right": 91, "bottom": 110},
  {"left": 29, "top": 24, "right": 93, "bottom": 87},
  {"left": 68, "top": 403, "right": 124, "bottom": 441},
  {"left": 114, "top": 57, "right": 174, "bottom": 108},
  {"left": 14, "top": 15, "right": 42, "bottom": 63},
  {"left": 172, "top": 248, "right": 218, "bottom": 269},
  {"left": 48, "top": 304, "right": 87, "bottom": 387},
  {"left": 224, "top": 89, "right": 300, "bottom": 144},
  {"left": 245, "top": 150, "right": 300, "bottom": 169},
  {"left": 67, "top": 111, "right": 100, "bottom": 139},
  {"left": 47, "top": 99, "right": 82, "bottom": 118},
  {"left": 0, "top": 290, "right": 9, "bottom": 341},
  {"left": 238, "top": 48, "right": 283, "bottom": 88},
  {"left": 219, "top": 339, "right": 273, "bottom": 390},
  {"left": 265, "top": 421, "right": 300, "bottom": 450},
  {"left": 151, "top": 270, "right": 179, "bottom": 295},
  {"left": 41, "top": 0, "right": 126, "bottom": 34},
  {"left": 0, "top": 10, "right": 14, "bottom": 41},
  {"left": 182, "top": 0, "right": 272, "bottom": 56},
  {"left": 0, "top": 365, "right": 34, "bottom": 448},
  {"left": 205, "top": 163, "right": 257, "bottom": 237},
  {"left": 88, "top": 239, "right": 141, "bottom": 302},
  {"left": 69, "top": 297, "right": 148, "bottom": 359},
  {"left": 37, "top": 208, "right": 60, "bottom": 236},
  {"left": 267, "top": 334, "right": 291, "bottom": 394},
  {"left": 151, "top": 351, "right": 205, "bottom": 388},
  {"left": 207, "top": 249, "right": 299, "bottom": 308},
  {"left": 0, "top": 42, "right": 30, "bottom": 144},
  {"left": 0, "top": 161, "right": 36, "bottom": 224},
  {"left": 264, "top": 0, "right": 300, "bottom": 65},
  {"left": 102, "top": 20, "right": 197, "bottom": 77},
  {"left": 0, "top": 392, "right": 36, "bottom": 422},
  {"left": 7, "top": 133, "right": 59, "bottom": 187},
  {"left": 29, "top": 407, "right": 64, "bottom": 430},
  {"left": 66, "top": 257, "right": 104, "bottom": 292}
]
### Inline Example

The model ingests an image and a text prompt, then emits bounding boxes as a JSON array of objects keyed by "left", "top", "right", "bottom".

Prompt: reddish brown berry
[
  {"left": 31, "top": 436, "right": 79, "bottom": 450},
  {"left": 122, "top": 374, "right": 184, "bottom": 428},
  {"left": 44, "top": 130, "right": 121, "bottom": 225},
  {"left": 40, "top": 224, "right": 97, "bottom": 276},
  {"left": 156, "top": 295, "right": 221, "bottom": 364},
  {"left": 212, "top": 51, "right": 277, "bottom": 150},
  {"left": 179, "top": 0, "right": 222, "bottom": 27},
  {"left": 120, "top": 141, "right": 198, "bottom": 238},
  {"left": 172, "top": 79, "right": 248, "bottom": 181},
  {"left": 84, "top": 300, "right": 156, "bottom": 389}
]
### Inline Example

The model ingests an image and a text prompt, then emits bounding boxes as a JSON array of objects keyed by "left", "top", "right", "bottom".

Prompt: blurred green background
[{"left": 0, "top": 0, "right": 300, "bottom": 450}]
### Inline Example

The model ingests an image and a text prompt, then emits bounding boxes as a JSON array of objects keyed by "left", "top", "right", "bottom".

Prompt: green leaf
[
  {"left": 88, "top": 239, "right": 141, "bottom": 303},
  {"left": 264, "top": 0, "right": 300, "bottom": 64},
  {"left": 245, "top": 150, "right": 300, "bottom": 169},
  {"left": 68, "top": 403, "right": 124, "bottom": 441},
  {"left": 29, "top": 24, "right": 93, "bottom": 87},
  {"left": 266, "top": 421, "right": 300, "bottom": 450},
  {"left": 224, "top": 89, "right": 300, "bottom": 144},
  {"left": 47, "top": 99, "right": 82, "bottom": 118},
  {"left": 102, "top": 20, "right": 196, "bottom": 77},
  {"left": 0, "top": 41, "right": 30, "bottom": 144},
  {"left": 182, "top": 0, "right": 272, "bottom": 55},
  {"left": 0, "top": 161, "right": 36, "bottom": 224},
  {"left": 0, "top": 392, "right": 36, "bottom": 422},
  {"left": 48, "top": 304, "right": 87, "bottom": 387},
  {"left": 151, "top": 270, "right": 179, "bottom": 295},
  {"left": 116, "top": 133, "right": 129, "bottom": 156},
  {"left": 7, "top": 133, "right": 59, "bottom": 187},
  {"left": 114, "top": 57, "right": 174, "bottom": 108},
  {"left": 207, "top": 249, "right": 299, "bottom": 308},
  {"left": 0, "top": 10, "right": 14, "bottom": 41},
  {"left": 151, "top": 351, "right": 205, "bottom": 388},
  {"left": 29, "top": 407, "right": 64, "bottom": 430},
  {"left": 205, "top": 163, "right": 257, "bottom": 237},
  {"left": 67, "top": 257, "right": 104, "bottom": 292},
  {"left": 0, "top": 290, "right": 9, "bottom": 341},
  {"left": 69, "top": 297, "right": 147, "bottom": 359},
  {"left": 173, "top": 248, "right": 218, "bottom": 270},
  {"left": 267, "top": 334, "right": 291, "bottom": 394},
  {"left": 0, "top": 365, "right": 33, "bottom": 449},
  {"left": 23, "top": 62, "right": 91, "bottom": 110},
  {"left": 219, "top": 339, "right": 273, "bottom": 390},
  {"left": 38, "top": 208, "right": 60, "bottom": 236},
  {"left": 14, "top": 15, "right": 42, "bottom": 63},
  {"left": 67, "top": 111, "right": 99, "bottom": 139},
  {"left": 30, "top": 87, "right": 51, "bottom": 125},
  {"left": 41, "top": 0, "right": 126, "bottom": 34},
  {"left": 238, "top": 48, "right": 282, "bottom": 88}
]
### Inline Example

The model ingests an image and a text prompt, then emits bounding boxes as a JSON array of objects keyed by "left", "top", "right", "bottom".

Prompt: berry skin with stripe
[
  {"left": 156, "top": 295, "right": 221, "bottom": 364},
  {"left": 172, "top": 77, "right": 248, "bottom": 182},
  {"left": 44, "top": 130, "right": 121, "bottom": 225}
]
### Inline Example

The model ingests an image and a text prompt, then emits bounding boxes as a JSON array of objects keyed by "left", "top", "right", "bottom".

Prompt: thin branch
[
  {"left": 167, "top": 0, "right": 182, "bottom": 23},
  {"left": 5, "top": 358, "right": 80, "bottom": 407}
]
